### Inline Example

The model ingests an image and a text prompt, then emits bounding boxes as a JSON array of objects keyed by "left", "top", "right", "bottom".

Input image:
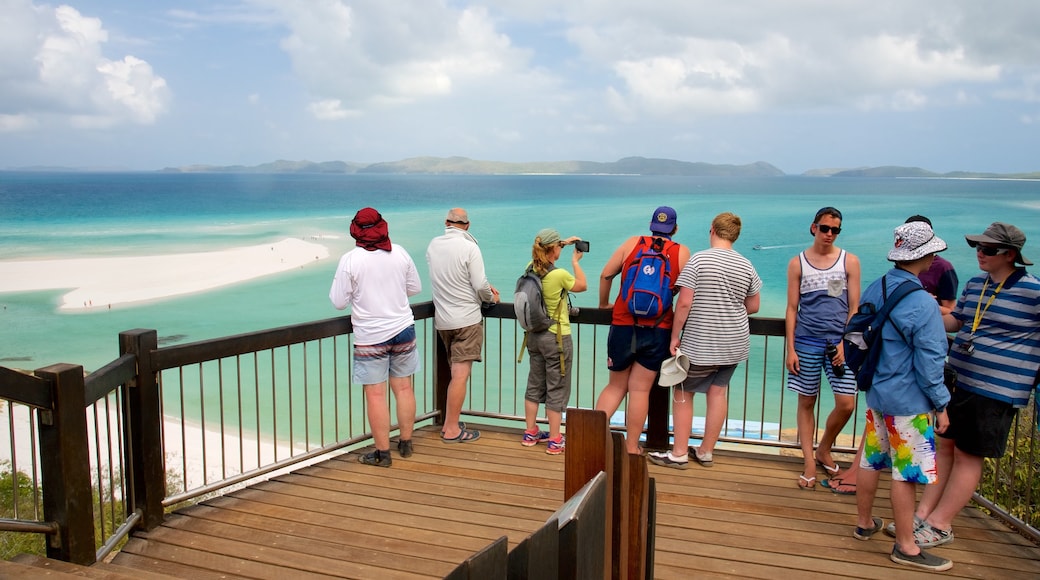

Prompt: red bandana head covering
[{"left": 350, "top": 207, "right": 392, "bottom": 252}]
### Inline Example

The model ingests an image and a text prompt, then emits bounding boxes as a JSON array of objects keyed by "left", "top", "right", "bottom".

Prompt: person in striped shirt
[
  {"left": 905, "top": 222, "right": 1040, "bottom": 548},
  {"left": 648, "top": 212, "right": 762, "bottom": 469}
]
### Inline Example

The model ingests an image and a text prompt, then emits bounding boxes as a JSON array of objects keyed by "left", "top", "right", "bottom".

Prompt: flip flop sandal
[
  {"left": 798, "top": 474, "right": 816, "bottom": 490},
  {"left": 442, "top": 427, "right": 481, "bottom": 443}
]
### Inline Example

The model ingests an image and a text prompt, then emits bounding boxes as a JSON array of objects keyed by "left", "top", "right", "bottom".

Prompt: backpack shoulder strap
[{"left": 873, "top": 278, "right": 925, "bottom": 344}]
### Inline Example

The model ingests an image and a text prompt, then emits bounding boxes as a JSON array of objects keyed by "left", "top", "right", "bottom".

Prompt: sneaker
[
  {"left": 914, "top": 523, "right": 955, "bottom": 548},
  {"left": 890, "top": 545, "right": 953, "bottom": 572},
  {"left": 885, "top": 515, "right": 924, "bottom": 538},
  {"left": 648, "top": 451, "right": 689, "bottom": 470},
  {"left": 522, "top": 430, "right": 551, "bottom": 446},
  {"left": 397, "top": 439, "right": 413, "bottom": 458},
  {"left": 688, "top": 446, "right": 714, "bottom": 467},
  {"left": 546, "top": 436, "right": 565, "bottom": 455},
  {"left": 853, "top": 516, "right": 884, "bottom": 541},
  {"left": 359, "top": 449, "right": 391, "bottom": 467}
]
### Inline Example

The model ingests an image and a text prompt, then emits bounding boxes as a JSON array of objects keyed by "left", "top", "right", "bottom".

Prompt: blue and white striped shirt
[{"left": 949, "top": 269, "right": 1040, "bottom": 407}]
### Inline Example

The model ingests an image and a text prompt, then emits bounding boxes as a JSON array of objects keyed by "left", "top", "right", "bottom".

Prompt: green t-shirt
[{"left": 542, "top": 268, "right": 576, "bottom": 335}]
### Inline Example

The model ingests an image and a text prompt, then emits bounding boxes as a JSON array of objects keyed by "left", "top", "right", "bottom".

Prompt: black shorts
[
  {"left": 940, "top": 388, "right": 1017, "bottom": 458},
  {"left": 606, "top": 324, "right": 671, "bottom": 372}
]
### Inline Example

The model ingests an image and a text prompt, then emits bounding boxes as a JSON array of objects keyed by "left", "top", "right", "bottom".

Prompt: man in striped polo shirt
[{"left": 905, "top": 222, "right": 1040, "bottom": 548}]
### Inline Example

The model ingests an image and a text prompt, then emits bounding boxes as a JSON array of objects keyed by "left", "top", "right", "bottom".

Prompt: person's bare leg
[
  {"left": 796, "top": 393, "right": 819, "bottom": 486},
  {"left": 670, "top": 390, "right": 693, "bottom": 456},
  {"left": 389, "top": 374, "right": 415, "bottom": 441},
  {"left": 524, "top": 399, "right": 541, "bottom": 432},
  {"left": 923, "top": 448, "right": 984, "bottom": 531},
  {"left": 891, "top": 480, "right": 923, "bottom": 555},
  {"left": 623, "top": 364, "right": 658, "bottom": 454},
  {"left": 815, "top": 393, "right": 855, "bottom": 473},
  {"left": 855, "top": 464, "right": 881, "bottom": 530},
  {"left": 829, "top": 427, "right": 866, "bottom": 493},
  {"left": 698, "top": 385, "right": 728, "bottom": 456},
  {"left": 442, "top": 361, "right": 473, "bottom": 439},
  {"left": 547, "top": 408, "right": 563, "bottom": 440},
  {"left": 595, "top": 367, "right": 633, "bottom": 416},
  {"left": 364, "top": 382, "right": 390, "bottom": 449},
  {"left": 916, "top": 436, "right": 954, "bottom": 520}
]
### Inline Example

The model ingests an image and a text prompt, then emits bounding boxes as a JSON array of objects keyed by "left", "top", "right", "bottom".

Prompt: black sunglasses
[
  {"left": 816, "top": 225, "right": 841, "bottom": 235},
  {"left": 968, "top": 241, "right": 1009, "bottom": 256}
]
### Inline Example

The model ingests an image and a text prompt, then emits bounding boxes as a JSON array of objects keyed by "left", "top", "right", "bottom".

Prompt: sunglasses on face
[
  {"left": 816, "top": 225, "right": 841, "bottom": 235},
  {"left": 968, "top": 241, "right": 1009, "bottom": 256}
]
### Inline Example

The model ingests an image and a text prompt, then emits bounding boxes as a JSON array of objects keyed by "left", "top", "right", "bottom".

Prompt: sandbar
[{"left": 0, "top": 237, "right": 330, "bottom": 310}]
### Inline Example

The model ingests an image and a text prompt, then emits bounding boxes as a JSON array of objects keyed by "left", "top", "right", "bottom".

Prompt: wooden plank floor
[{"left": 95, "top": 423, "right": 1039, "bottom": 579}]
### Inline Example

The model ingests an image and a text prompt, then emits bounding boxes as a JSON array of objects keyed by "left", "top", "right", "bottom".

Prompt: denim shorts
[
  {"left": 606, "top": 324, "right": 671, "bottom": 372},
  {"left": 352, "top": 325, "right": 420, "bottom": 385}
]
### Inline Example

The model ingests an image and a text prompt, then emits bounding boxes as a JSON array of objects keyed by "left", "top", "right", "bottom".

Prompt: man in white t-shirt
[{"left": 330, "top": 207, "right": 422, "bottom": 467}]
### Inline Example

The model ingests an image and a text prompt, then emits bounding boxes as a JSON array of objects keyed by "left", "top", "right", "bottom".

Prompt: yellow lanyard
[{"left": 971, "top": 277, "right": 1005, "bottom": 334}]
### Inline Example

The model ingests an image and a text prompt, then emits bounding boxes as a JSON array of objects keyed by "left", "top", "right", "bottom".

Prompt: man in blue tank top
[{"left": 785, "top": 207, "right": 861, "bottom": 489}]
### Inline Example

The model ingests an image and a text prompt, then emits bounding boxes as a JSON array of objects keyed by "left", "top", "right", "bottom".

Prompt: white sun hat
[{"left": 658, "top": 349, "right": 691, "bottom": 387}]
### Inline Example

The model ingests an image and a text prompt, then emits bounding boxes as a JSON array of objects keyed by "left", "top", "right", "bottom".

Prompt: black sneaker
[
  {"left": 397, "top": 439, "right": 413, "bottom": 458},
  {"left": 890, "top": 545, "right": 952, "bottom": 572},
  {"left": 359, "top": 449, "right": 392, "bottom": 467}
]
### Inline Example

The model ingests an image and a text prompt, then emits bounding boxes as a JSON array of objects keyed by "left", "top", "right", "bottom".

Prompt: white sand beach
[{"left": 0, "top": 237, "right": 330, "bottom": 311}]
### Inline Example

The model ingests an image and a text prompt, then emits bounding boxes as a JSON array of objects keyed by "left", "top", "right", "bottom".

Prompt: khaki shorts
[{"left": 438, "top": 323, "right": 484, "bottom": 364}]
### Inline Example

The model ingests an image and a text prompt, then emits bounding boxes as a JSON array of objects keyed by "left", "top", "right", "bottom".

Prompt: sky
[{"left": 2, "top": 1, "right": 1039, "bottom": 174}]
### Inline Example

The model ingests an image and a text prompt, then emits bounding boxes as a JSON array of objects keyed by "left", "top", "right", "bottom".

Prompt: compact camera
[{"left": 574, "top": 240, "right": 590, "bottom": 253}]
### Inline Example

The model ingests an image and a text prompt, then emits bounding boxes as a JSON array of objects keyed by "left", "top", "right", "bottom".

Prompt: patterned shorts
[
  {"left": 859, "top": 408, "right": 938, "bottom": 484},
  {"left": 352, "top": 325, "right": 420, "bottom": 385}
]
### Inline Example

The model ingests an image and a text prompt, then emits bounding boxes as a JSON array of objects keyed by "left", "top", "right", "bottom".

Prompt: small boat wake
[{"left": 752, "top": 243, "right": 801, "bottom": 250}]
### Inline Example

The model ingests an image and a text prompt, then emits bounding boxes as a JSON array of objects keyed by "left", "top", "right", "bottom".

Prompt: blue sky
[{"left": 2, "top": 1, "right": 1039, "bottom": 174}]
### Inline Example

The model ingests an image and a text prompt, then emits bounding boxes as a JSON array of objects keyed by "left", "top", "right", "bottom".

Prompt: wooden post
[
  {"left": 35, "top": 363, "right": 95, "bottom": 564},
  {"left": 608, "top": 433, "right": 629, "bottom": 579},
  {"left": 644, "top": 382, "right": 670, "bottom": 450},
  {"left": 120, "top": 329, "right": 166, "bottom": 530},
  {"left": 625, "top": 454, "right": 650, "bottom": 580},
  {"left": 563, "top": 408, "right": 612, "bottom": 578},
  {"left": 433, "top": 329, "right": 451, "bottom": 428}
]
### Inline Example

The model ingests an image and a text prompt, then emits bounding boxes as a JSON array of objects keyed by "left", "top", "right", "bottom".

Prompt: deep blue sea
[{"left": 2, "top": 171, "right": 1039, "bottom": 373}]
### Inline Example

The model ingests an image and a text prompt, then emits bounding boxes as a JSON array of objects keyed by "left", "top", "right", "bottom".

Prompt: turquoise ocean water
[{"left": 2, "top": 172, "right": 1039, "bottom": 440}]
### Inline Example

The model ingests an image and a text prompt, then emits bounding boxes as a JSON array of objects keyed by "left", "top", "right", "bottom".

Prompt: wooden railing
[{"left": 1, "top": 300, "right": 1037, "bottom": 572}]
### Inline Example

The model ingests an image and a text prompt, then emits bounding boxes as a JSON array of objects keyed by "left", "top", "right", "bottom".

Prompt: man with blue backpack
[
  {"left": 595, "top": 206, "right": 691, "bottom": 455},
  {"left": 852, "top": 220, "right": 951, "bottom": 572}
]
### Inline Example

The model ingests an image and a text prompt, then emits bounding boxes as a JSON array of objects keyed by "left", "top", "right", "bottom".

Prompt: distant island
[
  {"left": 9, "top": 157, "right": 1039, "bottom": 178},
  {"left": 155, "top": 157, "right": 1040, "bottom": 179}
]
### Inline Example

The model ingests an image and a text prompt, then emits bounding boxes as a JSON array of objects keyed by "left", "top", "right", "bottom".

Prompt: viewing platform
[
  {"left": 2, "top": 303, "right": 1038, "bottom": 578},
  {"left": 4, "top": 423, "right": 1038, "bottom": 579}
]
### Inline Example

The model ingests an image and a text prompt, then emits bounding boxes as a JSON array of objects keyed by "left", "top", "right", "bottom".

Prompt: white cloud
[{"left": 0, "top": 1, "right": 170, "bottom": 129}]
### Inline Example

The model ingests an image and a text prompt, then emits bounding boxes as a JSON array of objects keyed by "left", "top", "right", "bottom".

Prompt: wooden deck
[{"left": 7, "top": 423, "right": 1040, "bottom": 579}]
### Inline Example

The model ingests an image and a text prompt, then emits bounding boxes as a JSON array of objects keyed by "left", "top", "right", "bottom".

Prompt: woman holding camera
[{"left": 521, "top": 228, "right": 587, "bottom": 455}]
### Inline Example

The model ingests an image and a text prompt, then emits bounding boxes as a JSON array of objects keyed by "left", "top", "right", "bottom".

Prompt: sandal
[
  {"left": 829, "top": 480, "right": 856, "bottom": 495},
  {"left": 816, "top": 457, "right": 841, "bottom": 478},
  {"left": 442, "top": 427, "right": 481, "bottom": 443},
  {"left": 798, "top": 474, "right": 816, "bottom": 490}
]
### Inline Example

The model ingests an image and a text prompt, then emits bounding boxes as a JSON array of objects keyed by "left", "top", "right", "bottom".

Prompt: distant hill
[
  {"left": 809, "top": 165, "right": 1040, "bottom": 179},
  {"left": 160, "top": 156, "right": 785, "bottom": 177},
  {"left": 160, "top": 160, "right": 366, "bottom": 174}
]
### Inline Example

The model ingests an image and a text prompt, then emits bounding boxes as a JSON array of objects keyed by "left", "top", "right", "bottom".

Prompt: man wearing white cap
[
  {"left": 852, "top": 221, "right": 952, "bottom": 572},
  {"left": 902, "top": 222, "right": 1040, "bottom": 553}
]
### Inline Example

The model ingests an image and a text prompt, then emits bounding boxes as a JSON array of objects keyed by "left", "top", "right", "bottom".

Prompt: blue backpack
[
  {"left": 843, "top": 276, "right": 924, "bottom": 391},
  {"left": 620, "top": 236, "right": 675, "bottom": 321}
]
